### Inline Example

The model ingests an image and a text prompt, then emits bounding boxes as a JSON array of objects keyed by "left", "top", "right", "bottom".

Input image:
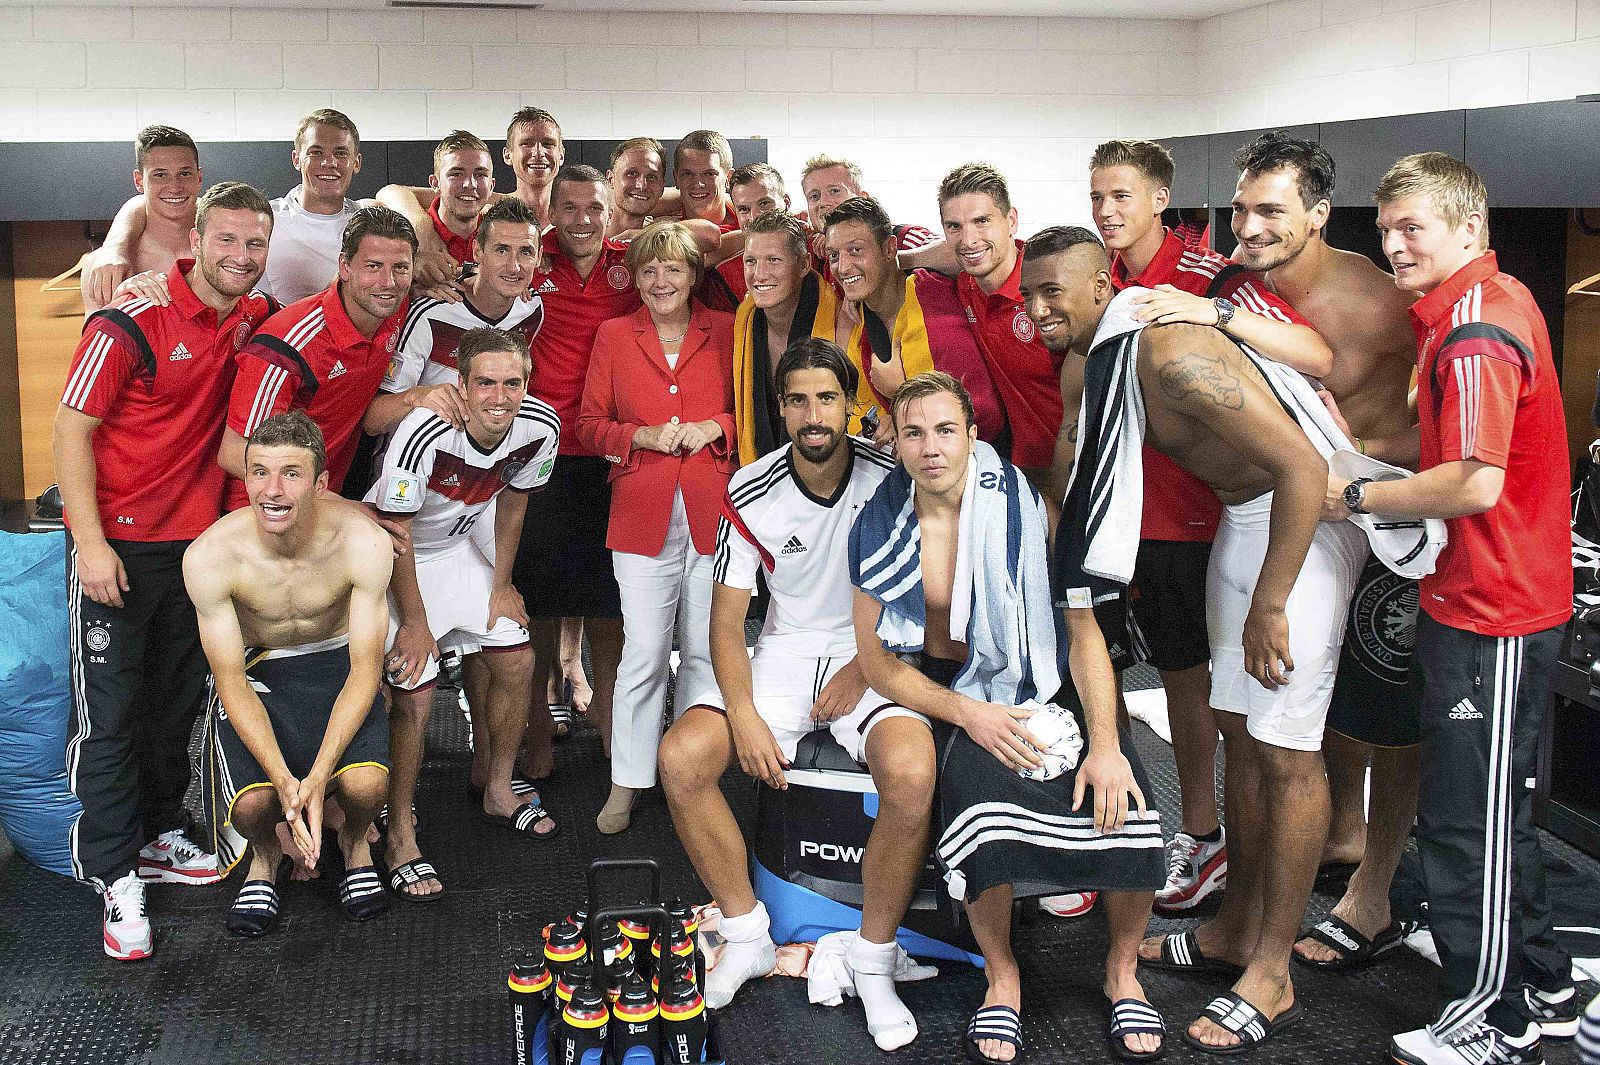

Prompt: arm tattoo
[{"left": 1157, "top": 352, "right": 1244, "bottom": 411}]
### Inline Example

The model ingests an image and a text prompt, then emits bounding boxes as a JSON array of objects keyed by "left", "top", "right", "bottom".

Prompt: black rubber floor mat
[{"left": 0, "top": 686, "right": 1588, "bottom": 1063}]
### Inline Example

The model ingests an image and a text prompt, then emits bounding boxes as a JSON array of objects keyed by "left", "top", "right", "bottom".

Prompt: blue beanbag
[{"left": 0, "top": 530, "right": 80, "bottom": 877}]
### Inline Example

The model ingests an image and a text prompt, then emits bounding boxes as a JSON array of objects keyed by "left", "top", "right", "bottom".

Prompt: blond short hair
[
  {"left": 1374, "top": 151, "right": 1489, "bottom": 248},
  {"left": 801, "top": 154, "right": 862, "bottom": 187},
  {"left": 937, "top": 162, "right": 1011, "bottom": 214},
  {"left": 610, "top": 136, "right": 664, "bottom": 169},
  {"left": 433, "top": 130, "right": 490, "bottom": 174},
  {"left": 294, "top": 108, "right": 360, "bottom": 152},
  {"left": 673, "top": 130, "right": 732, "bottom": 174},
  {"left": 1089, "top": 139, "right": 1175, "bottom": 191},
  {"left": 890, "top": 371, "right": 975, "bottom": 430},
  {"left": 624, "top": 220, "right": 703, "bottom": 282}
]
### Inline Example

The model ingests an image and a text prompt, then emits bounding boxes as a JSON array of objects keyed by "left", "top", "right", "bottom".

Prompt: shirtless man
[
  {"left": 1023, "top": 227, "right": 1365, "bottom": 1054},
  {"left": 606, "top": 137, "right": 667, "bottom": 236},
  {"left": 185, "top": 411, "right": 394, "bottom": 935},
  {"left": 1227, "top": 131, "right": 1423, "bottom": 973},
  {"left": 82, "top": 126, "right": 201, "bottom": 313}
]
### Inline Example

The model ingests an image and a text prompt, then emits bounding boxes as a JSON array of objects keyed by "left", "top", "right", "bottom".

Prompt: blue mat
[{"left": 0, "top": 530, "right": 79, "bottom": 877}]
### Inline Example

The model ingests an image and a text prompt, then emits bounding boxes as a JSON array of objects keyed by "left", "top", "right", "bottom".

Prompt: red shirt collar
[
  {"left": 164, "top": 259, "right": 211, "bottom": 321},
  {"left": 427, "top": 198, "right": 473, "bottom": 255},
  {"left": 1110, "top": 229, "right": 1182, "bottom": 289},
  {"left": 963, "top": 239, "right": 1027, "bottom": 305},
  {"left": 540, "top": 230, "right": 628, "bottom": 269},
  {"left": 319, "top": 280, "right": 385, "bottom": 350},
  {"left": 1409, "top": 250, "right": 1501, "bottom": 334}
]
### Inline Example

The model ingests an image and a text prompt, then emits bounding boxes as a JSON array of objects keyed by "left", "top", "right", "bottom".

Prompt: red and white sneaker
[
  {"left": 137, "top": 829, "right": 222, "bottom": 885},
  {"left": 103, "top": 871, "right": 153, "bottom": 961},
  {"left": 1039, "top": 891, "right": 1099, "bottom": 918},
  {"left": 1153, "top": 830, "right": 1227, "bottom": 913}
]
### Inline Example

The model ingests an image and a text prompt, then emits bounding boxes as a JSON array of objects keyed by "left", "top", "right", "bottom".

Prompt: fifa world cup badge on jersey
[{"left": 385, "top": 473, "right": 420, "bottom": 509}]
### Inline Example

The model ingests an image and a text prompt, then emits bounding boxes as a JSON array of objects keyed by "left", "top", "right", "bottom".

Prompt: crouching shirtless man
[
  {"left": 186, "top": 411, "right": 395, "bottom": 935},
  {"left": 658, "top": 339, "right": 934, "bottom": 1052}
]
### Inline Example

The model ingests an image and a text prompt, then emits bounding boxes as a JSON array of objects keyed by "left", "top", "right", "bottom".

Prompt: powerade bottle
[
  {"left": 544, "top": 918, "right": 588, "bottom": 984},
  {"left": 508, "top": 953, "right": 553, "bottom": 1065},
  {"left": 608, "top": 971, "right": 660, "bottom": 1065},
  {"left": 602, "top": 936, "right": 636, "bottom": 1003},
  {"left": 649, "top": 920, "right": 696, "bottom": 983},
  {"left": 618, "top": 915, "right": 651, "bottom": 966},
  {"left": 666, "top": 897, "right": 698, "bottom": 937},
  {"left": 651, "top": 953, "right": 696, "bottom": 997},
  {"left": 659, "top": 962, "right": 709, "bottom": 1064},
  {"left": 556, "top": 975, "right": 609, "bottom": 1065}
]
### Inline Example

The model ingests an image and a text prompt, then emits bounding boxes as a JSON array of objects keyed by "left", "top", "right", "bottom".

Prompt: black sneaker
[
  {"left": 1390, "top": 1019, "right": 1544, "bottom": 1065},
  {"left": 1522, "top": 985, "right": 1579, "bottom": 1040}
]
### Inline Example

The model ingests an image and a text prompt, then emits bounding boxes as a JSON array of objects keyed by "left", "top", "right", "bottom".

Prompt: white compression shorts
[
  {"left": 693, "top": 649, "right": 928, "bottom": 763},
  {"left": 1206, "top": 490, "right": 1366, "bottom": 751},
  {"left": 384, "top": 540, "right": 528, "bottom": 691}
]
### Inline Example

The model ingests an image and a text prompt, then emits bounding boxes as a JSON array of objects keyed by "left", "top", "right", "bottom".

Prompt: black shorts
[
  {"left": 513, "top": 454, "right": 622, "bottom": 619},
  {"left": 211, "top": 635, "right": 390, "bottom": 821},
  {"left": 1326, "top": 551, "right": 1422, "bottom": 748},
  {"left": 1092, "top": 540, "right": 1211, "bottom": 673}
]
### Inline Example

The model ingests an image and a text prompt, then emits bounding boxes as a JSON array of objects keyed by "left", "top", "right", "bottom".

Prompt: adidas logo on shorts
[
  {"left": 1448, "top": 698, "right": 1483, "bottom": 721},
  {"left": 780, "top": 535, "right": 806, "bottom": 555}
]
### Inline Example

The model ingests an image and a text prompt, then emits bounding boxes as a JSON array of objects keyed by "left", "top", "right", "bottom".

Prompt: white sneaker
[
  {"left": 1390, "top": 1020, "right": 1544, "bottom": 1065},
  {"left": 1039, "top": 891, "right": 1098, "bottom": 918},
  {"left": 103, "top": 871, "right": 153, "bottom": 961},
  {"left": 137, "top": 829, "right": 222, "bottom": 885},
  {"left": 1153, "top": 830, "right": 1227, "bottom": 913}
]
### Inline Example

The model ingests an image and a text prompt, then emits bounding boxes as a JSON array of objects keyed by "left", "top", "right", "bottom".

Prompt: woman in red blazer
[{"left": 579, "top": 221, "right": 736, "bottom": 833}]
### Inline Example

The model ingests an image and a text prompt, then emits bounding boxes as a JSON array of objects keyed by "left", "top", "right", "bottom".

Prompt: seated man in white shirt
[{"left": 657, "top": 339, "right": 935, "bottom": 1053}]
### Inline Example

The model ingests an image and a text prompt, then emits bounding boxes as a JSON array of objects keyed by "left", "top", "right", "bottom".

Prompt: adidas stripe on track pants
[{"left": 1414, "top": 612, "right": 1570, "bottom": 1039}]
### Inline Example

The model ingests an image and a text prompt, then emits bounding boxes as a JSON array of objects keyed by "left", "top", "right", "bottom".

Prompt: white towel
[{"left": 804, "top": 931, "right": 939, "bottom": 1008}]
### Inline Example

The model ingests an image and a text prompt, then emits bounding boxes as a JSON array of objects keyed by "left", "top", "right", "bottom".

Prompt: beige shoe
[{"left": 596, "top": 785, "right": 640, "bottom": 834}]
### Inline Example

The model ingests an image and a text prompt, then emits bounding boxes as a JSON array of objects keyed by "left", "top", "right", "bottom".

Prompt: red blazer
[{"left": 578, "top": 301, "right": 737, "bottom": 556}]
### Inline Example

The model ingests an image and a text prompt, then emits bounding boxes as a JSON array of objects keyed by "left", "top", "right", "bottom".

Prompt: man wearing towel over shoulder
[
  {"left": 849, "top": 371, "right": 1167, "bottom": 1064},
  {"left": 1022, "top": 225, "right": 1365, "bottom": 1055}
]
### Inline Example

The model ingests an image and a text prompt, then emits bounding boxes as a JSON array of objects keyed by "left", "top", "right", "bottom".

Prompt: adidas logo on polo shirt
[
  {"left": 328, "top": 359, "right": 347, "bottom": 379},
  {"left": 537, "top": 279, "right": 558, "bottom": 294},
  {"left": 169, "top": 342, "right": 192, "bottom": 361},
  {"left": 780, "top": 535, "right": 806, "bottom": 555},
  {"left": 1448, "top": 699, "right": 1483, "bottom": 721}
]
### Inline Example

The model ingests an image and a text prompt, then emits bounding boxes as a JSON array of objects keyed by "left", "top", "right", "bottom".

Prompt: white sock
[
  {"left": 704, "top": 902, "right": 776, "bottom": 1010},
  {"left": 848, "top": 934, "right": 918, "bottom": 1051}
]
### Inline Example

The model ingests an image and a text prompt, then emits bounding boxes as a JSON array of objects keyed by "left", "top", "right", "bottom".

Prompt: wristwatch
[
  {"left": 1213, "top": 297, "right": 1237, "bottom": 330},
  {"left": 1343, "top": 476, "right": 1373, "bottom": 515}
]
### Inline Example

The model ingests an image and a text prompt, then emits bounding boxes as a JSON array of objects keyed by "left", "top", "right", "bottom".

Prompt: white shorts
[
  {"left": 385, "top": 541, "right": 529, "bottom": 691},
  {"left": 693, "top": 650, "right": 928, "bottom": 763},
  {"left": 1206, "top": 491, "right": 1366, "bottom": 751}
]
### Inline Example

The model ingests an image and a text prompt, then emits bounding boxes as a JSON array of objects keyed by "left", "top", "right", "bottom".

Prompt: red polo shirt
[
  {"left": 1410, "top": 250, "right": 1571, "bottom": 636},
  {"left": 225, "top": 280, "right": 407, "bottom": 506},
  {"left": 955, "top": 240, "right": 1062, "bottom": 469},
  {"left": 531, "top": 231, "right": 641, "bottom": 455},
  {"left": 61, "top": 260, "right": 275, "bottom": 540},
  {"left": 428, "top": 198, "right": 476, "bottom": 269},
  {"left": 1109, "top": 229, "right": 1312, "bottom": 541}
]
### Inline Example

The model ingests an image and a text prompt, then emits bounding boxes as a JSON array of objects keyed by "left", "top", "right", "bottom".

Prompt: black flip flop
[
  {"left": 386, "top": 857, "right": 445, "bottom": 904},
  {"left": 482, "top": 801, "right": 560, "bottom": 840},
  {"left": 1184, "top": 993, "right": 1302, "bottom": 1056},
  {"left": 337, "top": 865, "right": 390, "bottom": 921},
  {"left": 1108, "top": 997, "right": 1167, "bottom": 1061},
  {"left": 1293, "top": 914, "right": 1402, "bottom": 972},
  {"left": 226, "top": 879, "right": 280, "bottom": 937},
  {"left": 1143, "top": 929, "right": 1245, "bottom": 977},
  {"left": 963, "top": 1004, "right": 1024, "bottom": 1064}
]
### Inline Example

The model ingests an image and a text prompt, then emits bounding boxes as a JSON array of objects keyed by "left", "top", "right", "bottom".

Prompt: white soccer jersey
[
  {"left": 381, "top": 293, "right": 545, "bottom": 394},
  {"left": 714, "top": 438, "right": 896, "bottom": 659},
  {"left": 369, "top": 397, "right": 560, "bottom": 561},
  {"left": 259, "top": 187, "right": 368, "bottom": 304}
]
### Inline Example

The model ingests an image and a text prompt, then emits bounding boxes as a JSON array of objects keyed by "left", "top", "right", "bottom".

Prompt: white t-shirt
[
  {"left": 381, "top": 293, "right": 546, "bottom": 393},
  {"left": 368, "top": 398, "right": 561, "bottom": 562},
  {"left": 714, "top": 438, "right": 896, "bottom": 659},
  {"left": 259, "top": 185, "right": 367, "bottom": 304}
]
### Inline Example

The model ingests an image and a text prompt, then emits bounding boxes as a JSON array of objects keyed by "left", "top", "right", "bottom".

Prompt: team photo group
[{"left": 56, "top": 102, "right": 1589, "bottom": 1065}]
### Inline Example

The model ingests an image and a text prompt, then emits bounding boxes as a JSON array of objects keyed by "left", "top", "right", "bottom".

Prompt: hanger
[
  {"left": 1570, "top": 269, "right": 1600, "bottom": 297},
  {"left": 41, "top": 253, "right": 91, "bottom": 293}
]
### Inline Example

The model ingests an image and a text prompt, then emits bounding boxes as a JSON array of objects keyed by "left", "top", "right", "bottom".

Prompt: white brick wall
[{"left": 2, "top": 2, "right": 1598, "bottom": 230}]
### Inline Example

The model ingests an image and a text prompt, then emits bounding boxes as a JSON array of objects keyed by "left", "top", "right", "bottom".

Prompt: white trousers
[{"left": 610, "top": 491, "right": 715, "bottom": 789}]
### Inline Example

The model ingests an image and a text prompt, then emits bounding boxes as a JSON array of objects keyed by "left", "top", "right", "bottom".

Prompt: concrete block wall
[
  {"left": 0, "top": 2, "right": 1597, "bottom": 231},
  {"left": 0, "top": 5, "right": 1210, "bottom": 234}
]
